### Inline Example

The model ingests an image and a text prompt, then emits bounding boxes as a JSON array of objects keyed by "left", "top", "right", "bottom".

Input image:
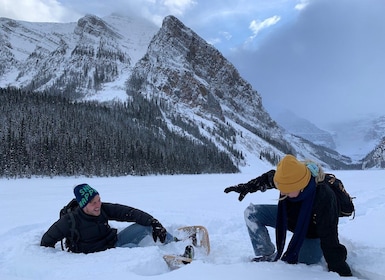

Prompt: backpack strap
[
  {"left": 68, "top": 212, "right": 77, "bottom": 241},
  {"left": 61, "top": 212, "right": 79, "bottom": 251}
]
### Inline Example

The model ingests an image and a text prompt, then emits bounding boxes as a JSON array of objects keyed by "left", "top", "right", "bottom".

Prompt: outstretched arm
[
  {"left": 224, "top": 170, "right": 276, "bottom": 201},
  {"left": 103, "top": 203, "right": 167, "bottom": 243}
]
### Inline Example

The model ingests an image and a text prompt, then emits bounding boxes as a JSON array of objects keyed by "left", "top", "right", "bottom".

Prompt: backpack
[
  {"left": 324, "top": 174, "right": 355, "bottom": 218},
  {"left": 59, "top": 198, "right": 80, "bottom": 251}
]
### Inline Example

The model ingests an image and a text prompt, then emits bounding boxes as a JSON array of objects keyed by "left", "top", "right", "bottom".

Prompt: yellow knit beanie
[{"left": 274, "top": 155, "right": 311, "bottom": 193}]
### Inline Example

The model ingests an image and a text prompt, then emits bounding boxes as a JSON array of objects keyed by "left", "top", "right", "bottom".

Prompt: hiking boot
[
  {"left": 189, "top": 233, "right": 198, "bottom": 246},
  {"left": 182, "top": 245, "right": 194, "bottom": 259},
  {"left": 251, "top": 252, "right": 277, "bottom": 262}
]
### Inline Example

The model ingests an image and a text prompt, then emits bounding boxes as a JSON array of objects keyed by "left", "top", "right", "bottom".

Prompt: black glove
[
  {"left": 224, "top": 171, "right": 274, "bottom": 201},
  {"left": 224, "top": 183, "right": 251, "bottom": 201},
  {"left": 151, "top": 219, "right": 167, "bottom": 243}
]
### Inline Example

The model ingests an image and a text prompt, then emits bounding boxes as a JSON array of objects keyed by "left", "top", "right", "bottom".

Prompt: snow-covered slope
[
  {"left": 0, "top": 14, "right": 158, "bottom": 98},
  {"left": 0, "top": 168, "right": 384, "bottom": 279},
  {"left": 327, "top": 116, "right": 385, "bottom": 163},
  {"left": 274, "top": 110, "right": 336, "bottom": 150}
]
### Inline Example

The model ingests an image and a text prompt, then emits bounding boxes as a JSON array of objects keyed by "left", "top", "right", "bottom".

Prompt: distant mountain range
[
  {"left": 327, "top": 116, "right": 385, "bottom": 168},
  {"left": 273, "top": 110, "right": 337, "bottom": 150},
  {"left": 273, "top": 110, "right": 385, "bottom": 168},
  {"left": 0, "top": 14, "right": 383, "bottom": 170}
]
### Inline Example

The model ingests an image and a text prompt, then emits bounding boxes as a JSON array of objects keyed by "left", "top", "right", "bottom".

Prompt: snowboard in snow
[{"left": 163, "top": 226, "right": 210, "bottom": 270}]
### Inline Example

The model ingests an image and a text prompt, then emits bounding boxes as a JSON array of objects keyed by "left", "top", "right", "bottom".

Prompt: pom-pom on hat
[
  {"left": 273, "top": 155, "right": 311, "bottom": 193},
  {"left": 74, "top": 183, "right": 99, "bottom": 208}
]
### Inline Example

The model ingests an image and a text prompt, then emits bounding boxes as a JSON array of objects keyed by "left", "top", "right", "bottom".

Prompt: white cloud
[
  {"left": 295, "top": 0, "right": 310, "bottom": 11},
  {"left": 244, "top": 15, "right": 280, "bottom": 46},
  {"left": 0, "top": 0, "right": 78, "bottom": 22},
  {"left": 229, "top": 0, "right": 385, "bottom": 126},
  {"left": 207, "top": 37, "right": 221, "bottom": 46},
  {"left": 249, "top": 15, "right": 280, "bottom": 36},
  {"left": 220, "top": 31, "right": 232, "bottom": 40},
  {"left": 163, "top": 0, "right": 197, "bottom": 16},
  {"left": 207, "top": 31, "right": 232, "bottom": 47},
  {"left": 0, "top": 0, "right": 197, "bottom": 24},
  {"left": 129, "top": 0, "right": 197, "bottom": 26}
]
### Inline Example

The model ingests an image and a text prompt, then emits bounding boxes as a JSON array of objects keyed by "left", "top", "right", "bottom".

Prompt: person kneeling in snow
[
  {"left": 41, "top": 183, "right": 173, "bottom": 253},
  {"left": 224, "top": 155, "right": 352, "bottom": 277}
]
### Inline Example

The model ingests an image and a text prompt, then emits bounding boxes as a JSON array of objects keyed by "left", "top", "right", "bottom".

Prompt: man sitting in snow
[
  {"left": 224, "top": 155, "right": 352, "bottom": 277},
  {"left": 41, "top": 183, "right": 173, "bottom": 253}
]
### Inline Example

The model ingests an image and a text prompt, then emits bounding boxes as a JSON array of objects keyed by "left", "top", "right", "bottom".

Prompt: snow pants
[
  {"left": 244, "top": 204, "right": 323, "bottom": 264},
  {"left": 115, "top": 224, "right": 174, "bottom": 248}
]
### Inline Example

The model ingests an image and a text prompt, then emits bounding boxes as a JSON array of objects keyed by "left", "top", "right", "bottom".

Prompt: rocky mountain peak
[
  {"left": 138, "top": 15, "right": 266, "bottom": 124},
  {"left": 74, "top": 14, "right": 121, "bottom": 39},
  {"left": 126, "top": 15, "right": 296, "bottom": 166},
  {"left": 1, "top": 18, "right": 19, "bottom": 30}
]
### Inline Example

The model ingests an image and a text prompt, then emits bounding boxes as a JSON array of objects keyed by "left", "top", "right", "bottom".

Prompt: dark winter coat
[
  {"left": 263, "top": 170, "right": 352, "bottom": 276},
  {"left": 286, "top": 179, "right": 352, "bottom": 276},
  {"left": 40, "top": 202, "right": 154, "bottom": 254}
]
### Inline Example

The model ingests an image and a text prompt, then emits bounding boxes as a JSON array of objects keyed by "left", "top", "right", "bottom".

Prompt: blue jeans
[
  {"left": 244, "top": 204, "right": 323, "bottom": 264},
  {"left": 115, "top": 224, "right": 174, "bottom": 248}
]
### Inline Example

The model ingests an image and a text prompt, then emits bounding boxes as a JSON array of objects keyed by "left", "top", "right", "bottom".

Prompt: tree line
[{"left": 0, "top": 87, "right": 239, "bottom": 178}]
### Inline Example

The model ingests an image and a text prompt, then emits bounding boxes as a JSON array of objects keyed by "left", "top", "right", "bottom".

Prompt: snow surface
[{"left": 0, "top": 164, "right": 384, "bottom": 280}]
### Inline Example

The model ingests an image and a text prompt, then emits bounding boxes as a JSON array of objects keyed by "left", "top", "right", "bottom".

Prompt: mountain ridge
[
  {"left": 273, "top": 109, "right": 337, "bottom": 150},
  {"left": 1, "top": 13, "right": 381, "bottom": 170}
]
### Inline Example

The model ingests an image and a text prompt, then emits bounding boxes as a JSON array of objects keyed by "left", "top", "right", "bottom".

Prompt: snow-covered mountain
[
  {"left": 0, "top": 14, "right": 158, "bottom": 98},
  {"left": 327, "top": 116, "right": 385, "bottom": 167},
  {"left": 361, "top": 137, "right": 385, "bottom": 168},
  {"left": 272, "top": 109, "right": 385, "bottom": 168},
  {"left": 127, "top": 16, "right": 292, "bottom": 165},
  {"left": 0, "top": 14, "right": 360, "bottom": 169},
  {"left": 273, "top": 110, "right": 336, "bottom": 150}
]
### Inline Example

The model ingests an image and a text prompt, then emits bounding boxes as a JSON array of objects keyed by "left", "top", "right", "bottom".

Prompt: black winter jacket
[
  {"left": 253, "top": 170, "right": 352, "bottom": 277},
  {"left": 41, "top": 202, "right": 154, "bottom": 254},
  {"left": 287, "top": 180, "right": 351, "bottom": 276}
]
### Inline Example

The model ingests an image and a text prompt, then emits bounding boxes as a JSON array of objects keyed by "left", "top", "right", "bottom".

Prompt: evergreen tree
[{"left": 0, "top": 87, "right": 239, "bottom": 177}]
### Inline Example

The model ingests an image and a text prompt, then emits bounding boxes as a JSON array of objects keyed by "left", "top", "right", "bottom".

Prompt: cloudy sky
[{"left": 1, "top": 0, "right": 384, "bottom": 127}]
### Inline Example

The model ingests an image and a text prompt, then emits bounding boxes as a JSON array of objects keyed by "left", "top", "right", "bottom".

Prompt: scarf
[{"left": 274, "top": 176, "right": 316, "bottom": 264}]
